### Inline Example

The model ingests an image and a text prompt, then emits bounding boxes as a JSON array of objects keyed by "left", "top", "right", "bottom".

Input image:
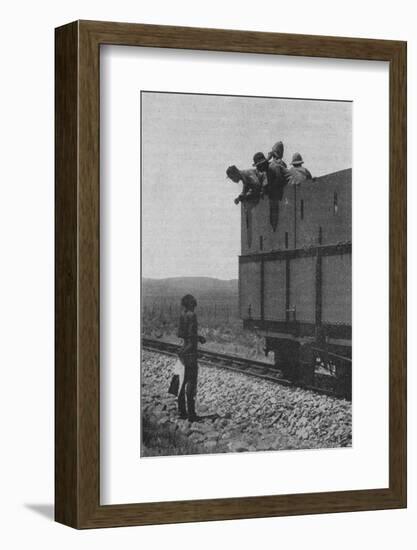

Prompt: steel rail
[{"left": 142, "top": 337, "right": 349, "bottom": 399}]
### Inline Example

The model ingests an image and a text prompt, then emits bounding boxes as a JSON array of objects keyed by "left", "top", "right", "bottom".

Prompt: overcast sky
[{"left": 141, "top": 92, "right": 351, "bottom": 280}]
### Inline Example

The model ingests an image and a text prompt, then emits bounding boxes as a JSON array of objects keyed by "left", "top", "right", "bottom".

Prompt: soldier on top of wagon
[
  {"left": 226, "top": 165, "right": 264, "bottom": 205},
  {"left": 253, "top": 151, "right": 291, "bottom": 231},
  {"left": 252, "top": 152, "right": 290, "bottom": 202},
  {"left": 267, "top": 140, "right": 288, "bottom": 168},
  {"left": 288, "top": 152, "right": 312, "bottom": 185},
  {"left": 226, "top": 164, "right": 264, "bottom": 249}
]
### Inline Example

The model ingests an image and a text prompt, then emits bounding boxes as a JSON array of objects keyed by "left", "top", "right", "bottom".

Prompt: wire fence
[{"left": 142, "top": 299, "right": 238, "bottom": 327}]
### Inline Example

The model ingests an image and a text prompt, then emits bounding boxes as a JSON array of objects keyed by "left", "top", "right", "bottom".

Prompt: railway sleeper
[{"left": 142, "top": 338, "right": 350, "bottom": 400}]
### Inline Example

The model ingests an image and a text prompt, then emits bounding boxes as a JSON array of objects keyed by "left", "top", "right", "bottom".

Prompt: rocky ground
[{"left": 141, "top": 351, "right": 352, "bottom": 457}]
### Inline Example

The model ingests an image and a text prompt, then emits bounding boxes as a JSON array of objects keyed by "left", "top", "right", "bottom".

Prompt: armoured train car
[{"left": 238, "top": 168, "right": 352, "bottom": 397}]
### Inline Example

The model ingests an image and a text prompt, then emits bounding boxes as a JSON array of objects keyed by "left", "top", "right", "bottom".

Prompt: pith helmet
[
  {"left": 253, "top": 152, "right": 268, "bottom": 167},
  {"left": 291, "top": 152, "right": 304, "bottom": 166}
]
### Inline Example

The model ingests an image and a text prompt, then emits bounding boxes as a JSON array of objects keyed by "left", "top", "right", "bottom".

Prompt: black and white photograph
[
  {"left": 1, "top": 1, "right": 409, "bottom": 542},
  {"left": 141, "top": 91, "right": 352, "bottom": 457}
]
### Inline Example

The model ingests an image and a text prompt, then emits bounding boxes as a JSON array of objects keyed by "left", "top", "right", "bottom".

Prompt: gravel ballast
[{"left": 141, "top": 351, "right": 352, "bottom": 456}]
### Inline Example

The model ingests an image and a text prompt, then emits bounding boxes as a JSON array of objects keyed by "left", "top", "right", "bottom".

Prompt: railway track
[{"left": 142, "top": 337, "right": 345, "bottom": 399}]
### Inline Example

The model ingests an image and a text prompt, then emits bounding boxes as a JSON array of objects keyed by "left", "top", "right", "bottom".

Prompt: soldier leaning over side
[
  {"left": 226, "top": 165, "right": 264, "bottom": 248},
  {"left": 225, "top": 143, "right": 312, "bottom": 231},
  {"left": 177, "top": 294, "right": 206, "bottom": 422},
  {"left": 226, "top": 165, "right": 264, "bottom": 205}
]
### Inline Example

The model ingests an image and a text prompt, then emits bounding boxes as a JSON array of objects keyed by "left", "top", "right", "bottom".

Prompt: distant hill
[{"left": 142, "top": 276, "right": 238, "bottom": 304}]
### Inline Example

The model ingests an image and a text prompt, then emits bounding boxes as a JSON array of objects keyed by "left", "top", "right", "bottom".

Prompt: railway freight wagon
[{"left": 239, "top": 168, "right": 352, "bottom": 398}]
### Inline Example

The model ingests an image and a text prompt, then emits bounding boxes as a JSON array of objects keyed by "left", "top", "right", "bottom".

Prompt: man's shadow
[
  {"left": 197, "top": 413, "right": 219, "bottom": 422},
  {"left": 24, "top": 503, "right": 54, "bottom": 521}
]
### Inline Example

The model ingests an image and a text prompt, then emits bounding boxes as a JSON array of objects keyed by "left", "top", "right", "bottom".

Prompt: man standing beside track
[{"left": 177, "top": 294, "right": 206, "bottom": 422}]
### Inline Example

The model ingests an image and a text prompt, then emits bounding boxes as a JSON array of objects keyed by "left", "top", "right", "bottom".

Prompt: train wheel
[
  {"left": 334, "top": 360, "right": 352, "bottom": 400},
  {"left": 299, "top": 343, "right": 315, "bottom": 386},
  {"left": 273, "top": 340, "right": 301, "bottom": 382}
]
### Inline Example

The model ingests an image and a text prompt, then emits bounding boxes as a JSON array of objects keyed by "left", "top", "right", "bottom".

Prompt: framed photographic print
[{"left": 55, "top": 20, "right": 406, "bottom": 528}]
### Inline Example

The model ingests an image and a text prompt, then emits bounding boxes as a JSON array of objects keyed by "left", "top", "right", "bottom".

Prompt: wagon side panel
[
  {"left": 268, "top": 184, "right": 296, "bottom": 251},
  {"left": 264, "top": 259, "right": 286, "bottom": 321},
  {"left": 322, "top": 253, "right": 352, "bottom": 325},
  {"left": 289, "top": 256, "right": 316, "bottom": 322},
  {"left": 239, "top": 260, "right": 262, "bottom": 320},
  {"left": 296, "top": 169, "right": 352, "bottom": 248}
]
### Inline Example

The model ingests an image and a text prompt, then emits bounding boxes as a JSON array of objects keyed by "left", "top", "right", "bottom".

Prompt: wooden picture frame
[{"left": 55, "top": 20, "right": 406, "bottom": 528}]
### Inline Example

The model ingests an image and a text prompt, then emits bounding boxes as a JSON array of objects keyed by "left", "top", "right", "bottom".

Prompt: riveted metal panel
[
  {"left": 289, "top": 256, "right": 316, "bottom": 322},
  {"left": 264, "top": 259, "right": 286, "bottom": 321},
  {"left": 322, "top": 253, "right": 352, "bottom": 325},
  {"left": 296, "top": 169, "right": 352, "bottom": 248},
  {"left": 239, "top": 261, "right": 261, "bottom": 319},
  {"left": 240, "top": 185, "right": 296, "bottom": 256}
]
